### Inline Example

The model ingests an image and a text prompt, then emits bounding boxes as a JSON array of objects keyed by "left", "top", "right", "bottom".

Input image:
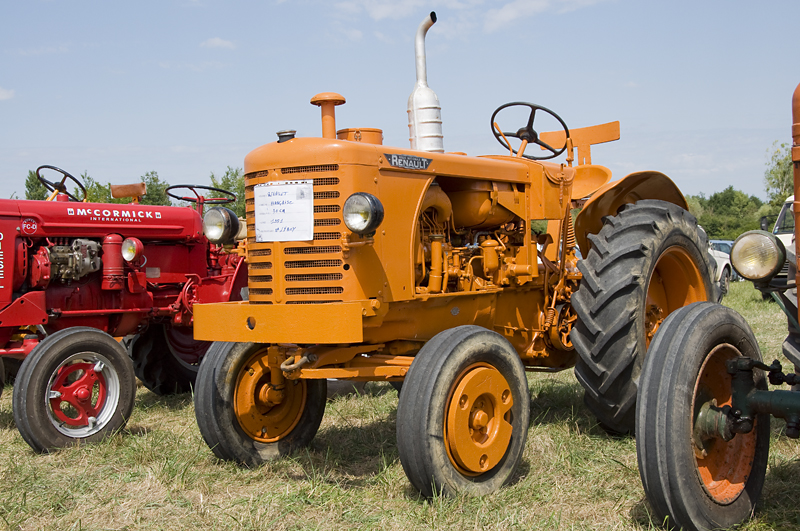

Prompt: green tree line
[{"left": 24, "top": 166, "right": 246, "bottom": 217}]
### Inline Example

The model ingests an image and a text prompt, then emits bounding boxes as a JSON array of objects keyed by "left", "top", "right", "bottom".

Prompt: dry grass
[{"left": 0, "top": 281, "right": 798, "bottom": 530}]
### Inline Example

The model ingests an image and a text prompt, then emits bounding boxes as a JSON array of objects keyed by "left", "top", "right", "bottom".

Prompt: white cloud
[
  {"left": 484, "top": 0, "right": 550, "bottom": 32},
  {"left": 201, "top": 37, "right": 235, "bottom": 50},
  {"left": 0, "top": 87, "right": 14, "bottom": 101}
]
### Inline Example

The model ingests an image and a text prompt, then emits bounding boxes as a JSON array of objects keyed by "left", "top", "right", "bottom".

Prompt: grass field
[{"left": 1, "top": 282, "right": 799, "bottom": 530}]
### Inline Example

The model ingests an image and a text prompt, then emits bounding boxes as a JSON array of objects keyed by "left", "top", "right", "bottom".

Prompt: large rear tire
[
  {"left": 129, "top": 324, "right": 210, "bottom": 395},
  {"left": 397, "top": 326, "right": 530, "bottom": 497},
  {"left": 571, "top": 200, "right": 715, "bottom": 433},
  {"left": 194, "top": 342, "right": 326, "bottom": 466},
  {"left": 636, "top": 302, "right": 769, "bottom": 531},
  {"left": 12, "top": 327, "right": 136, "bottom": 452}
]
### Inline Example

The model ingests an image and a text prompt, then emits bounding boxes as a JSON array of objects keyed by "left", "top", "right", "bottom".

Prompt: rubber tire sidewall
[
  {"left": 12, "top": 327, "right": 136, "bottom": 453},
  {"left": 572, "top": 200, "right": 716, "bottom": 434},
  {"left": 193, "top": 341, "right": 326, "bottom": 467},
  {"left": 129, "top": 324, "right": 204, "bottom": 395},
  {"left": 636, "top": 302, "right": 769, "bottom": 531},
  {"left": 397, "top": 325, "right": 530, "bottom": 497}
]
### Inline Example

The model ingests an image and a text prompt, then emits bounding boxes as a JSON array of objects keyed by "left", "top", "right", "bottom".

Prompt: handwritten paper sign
[{"left": 253, "top": 180, "right": 314, "bottom": 242}]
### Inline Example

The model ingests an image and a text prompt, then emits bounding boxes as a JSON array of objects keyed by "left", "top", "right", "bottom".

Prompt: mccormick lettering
[
  {"left": 69, "top": 208, "right": 163, "bottom": 223},
  {"left": 384, "top": 153, "right": 433, "bottom": 171}
]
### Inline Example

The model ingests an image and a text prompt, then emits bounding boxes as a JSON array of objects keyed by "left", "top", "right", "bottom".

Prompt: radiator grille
[
  {"left": 313, "top": 177, "right": 340, "bottom": 187},
  {"left": 315, "top": 218, "right": 341, "bottom": 227},
  {"left": 314, "top": 232, "right": 341, "bottom": 241},
  {"left": 245, "top": 166, "right": 345, "bottom": 304},
  {"left": 285, "top": 246, "right": 342, "bottom": 255},
  {"left": 286, "top": 273, "right": 343, "bottom": 282},
  {"left": 285, "top": 259, "right": 343, "bottom": 269},
  {"left": 250, "top": 288, "right": 273, "bottom": 296},
  {"left": 282, "top": 165, "right": 339, "bottom": 174},
  {"left": 286, "top": 287, "right": 344, "bottom": 296},
  {"left": 314, "top": 191, "right": 340, "bottom": 200}
]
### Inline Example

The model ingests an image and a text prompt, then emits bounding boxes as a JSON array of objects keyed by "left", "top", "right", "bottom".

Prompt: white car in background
[
  {"left": 770, "top": 194, "right": 794, "bottom": 281},
  {"left": 708, "top": 239, "right": 736, "bottom": 298}
]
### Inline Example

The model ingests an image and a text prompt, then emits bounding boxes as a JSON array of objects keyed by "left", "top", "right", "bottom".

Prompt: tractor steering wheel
[
  {"left": 490, "top": 102, "right": 570, "bottom": 160},
  {"left": 165, "top": 184, "right": 236, "bottom": 205},
  {"left": 36, "top": 165, "right": 87, "bottom": 202}
]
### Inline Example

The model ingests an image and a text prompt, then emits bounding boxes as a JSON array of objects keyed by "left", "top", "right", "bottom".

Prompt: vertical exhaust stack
[{"left": 408, "top": 12, "right": 444, "bottom": 153}]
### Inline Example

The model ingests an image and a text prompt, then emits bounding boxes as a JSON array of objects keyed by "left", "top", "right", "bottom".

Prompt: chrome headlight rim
[
  {"left": 730, "top": 230, "right": 786, "bottom": 282},
  {"left": 121, "top": 237, "right": 144, "bottom": 263},
  {"left": 343, "top": 192, "right": 384, "bottom": 235},
  {"left": 203, "top": 206, "right": 240, "bottom": 244}
]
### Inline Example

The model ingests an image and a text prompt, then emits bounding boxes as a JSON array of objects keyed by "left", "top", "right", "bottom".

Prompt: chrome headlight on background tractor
[
  {"left": 343, "top": 193, "right": 384, "bottom": 235},
  {"left": 203, "top": 207, "right": 240, "bottom": 244},
  {"left": 121, "top": 237, "right": 144, "bottom": 263},
  {"left": 731, "top": 230, "right": 786, "bottom": 282}
]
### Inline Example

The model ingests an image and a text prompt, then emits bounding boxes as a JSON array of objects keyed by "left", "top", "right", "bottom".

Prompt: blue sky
[{"left": 2, "top": 0, "right": 799, "bottom": 202}]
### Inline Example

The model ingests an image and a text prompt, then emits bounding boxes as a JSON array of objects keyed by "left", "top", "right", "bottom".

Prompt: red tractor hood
[{"left": 2, "top": 198, "right": 204, "bottom": 240}]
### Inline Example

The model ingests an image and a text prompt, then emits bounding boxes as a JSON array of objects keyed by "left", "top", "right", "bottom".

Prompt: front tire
[
  {"left": 397, "top": 326, "right": 530, "bottom": 497},
  {"left": 571, "top": 200, "right": 715, "bottom": 433},
  {"left": 12, "top": 327, "right": 136, "bottom": 452},
  {"left": 636, "top": 302, "right": 769, "bottom": 531},
  {"left": 194, "top": 342, "right": 326, "bottom": 466}
]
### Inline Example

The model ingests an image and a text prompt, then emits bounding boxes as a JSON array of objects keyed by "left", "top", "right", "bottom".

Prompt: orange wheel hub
[
  {"left": 646, "top": 245, "right": 707, "bottom": 346},
  {"left": 234, "top": 349, "right": 306, "bottom": 443},
  {"left": 445, "top": 363, "right": 514, "bottom": 475},
  {"left": 693, "top": 344, "right": 757, "bottom": 504}
]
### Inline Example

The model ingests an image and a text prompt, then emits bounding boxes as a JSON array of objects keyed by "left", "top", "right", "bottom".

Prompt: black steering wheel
[
  {"left": 36, "top": 165, "right": 87, "bottom": 202},
  {"left": 165, "top": 184, "right": 236, "bottom": 205},
  {"left": 490, "top": 102, "right": 570, "bottom": 160}
]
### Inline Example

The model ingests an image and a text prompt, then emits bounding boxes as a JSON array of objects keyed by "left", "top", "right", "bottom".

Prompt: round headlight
[
  {"left": 121, "top": 237, "right": 144, "bottom": 263},
  {"left": 343, "top": 193, "right": 384, "bottom": 235},
  {"left": 731, "top": 230, "right": 786, "bottom": 281},
  {"left": 203, "top": 207, "right": 240, "bottom": 244}
]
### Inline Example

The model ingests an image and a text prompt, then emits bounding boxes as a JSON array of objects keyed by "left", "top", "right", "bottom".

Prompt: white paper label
[{"left": 253, "top": 180, "right": 314, "bottom": 242}]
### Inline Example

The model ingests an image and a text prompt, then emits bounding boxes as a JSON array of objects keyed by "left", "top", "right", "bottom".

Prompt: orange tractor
[{"left": 192, "top": 12, "right": 716, "bottom": 496}]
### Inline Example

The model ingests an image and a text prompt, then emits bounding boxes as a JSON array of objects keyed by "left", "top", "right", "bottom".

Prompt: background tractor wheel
[
  {"left": 0, "top": 357, "right": 4, "bottom": 399},
  {"left": 719, "top": 267, "right": 731, "bottom": 299},
  {"left": 396, "top": 325, "right": 530, "bottom": 497},
  {"left": 128, "top": 324, "right": 210, "bottom": 395},
  {"left": 12, "top": 327, "right": 136, "bottom": 452},
  {"left": 571, "top": 200, "right": 716, "bottom": 433},
  {"left": 194, "top": 342, "right": 326, "bottom": 466},
  {"left": 636, "top": 302, "right": 769, "bottom": 531}
]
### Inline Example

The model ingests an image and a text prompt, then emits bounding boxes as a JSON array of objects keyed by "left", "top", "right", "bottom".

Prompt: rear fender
[{"left": 574, "top": 171, "right": 688, "bottom": 256}]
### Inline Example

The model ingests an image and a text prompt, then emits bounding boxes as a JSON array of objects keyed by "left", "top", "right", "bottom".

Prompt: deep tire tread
[{"left": 571, "top": 200, "right": 716, "bottom": 433}]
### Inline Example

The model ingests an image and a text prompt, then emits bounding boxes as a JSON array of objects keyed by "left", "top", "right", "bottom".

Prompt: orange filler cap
[{"left": 311, "top": 92, "right": 346, "bottom": 139}]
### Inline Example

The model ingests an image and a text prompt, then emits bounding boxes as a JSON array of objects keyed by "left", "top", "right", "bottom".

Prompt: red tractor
[{"left": 3, "top": 166, "right": 246, "bottom": 452}]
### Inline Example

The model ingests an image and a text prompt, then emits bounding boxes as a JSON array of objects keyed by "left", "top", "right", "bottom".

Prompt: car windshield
[
  {"left": 711, "top": 242, "right": 732, "bottom": 254},
  {"left": 774, "top": 201, "right": 795, "bottom": 235}
]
